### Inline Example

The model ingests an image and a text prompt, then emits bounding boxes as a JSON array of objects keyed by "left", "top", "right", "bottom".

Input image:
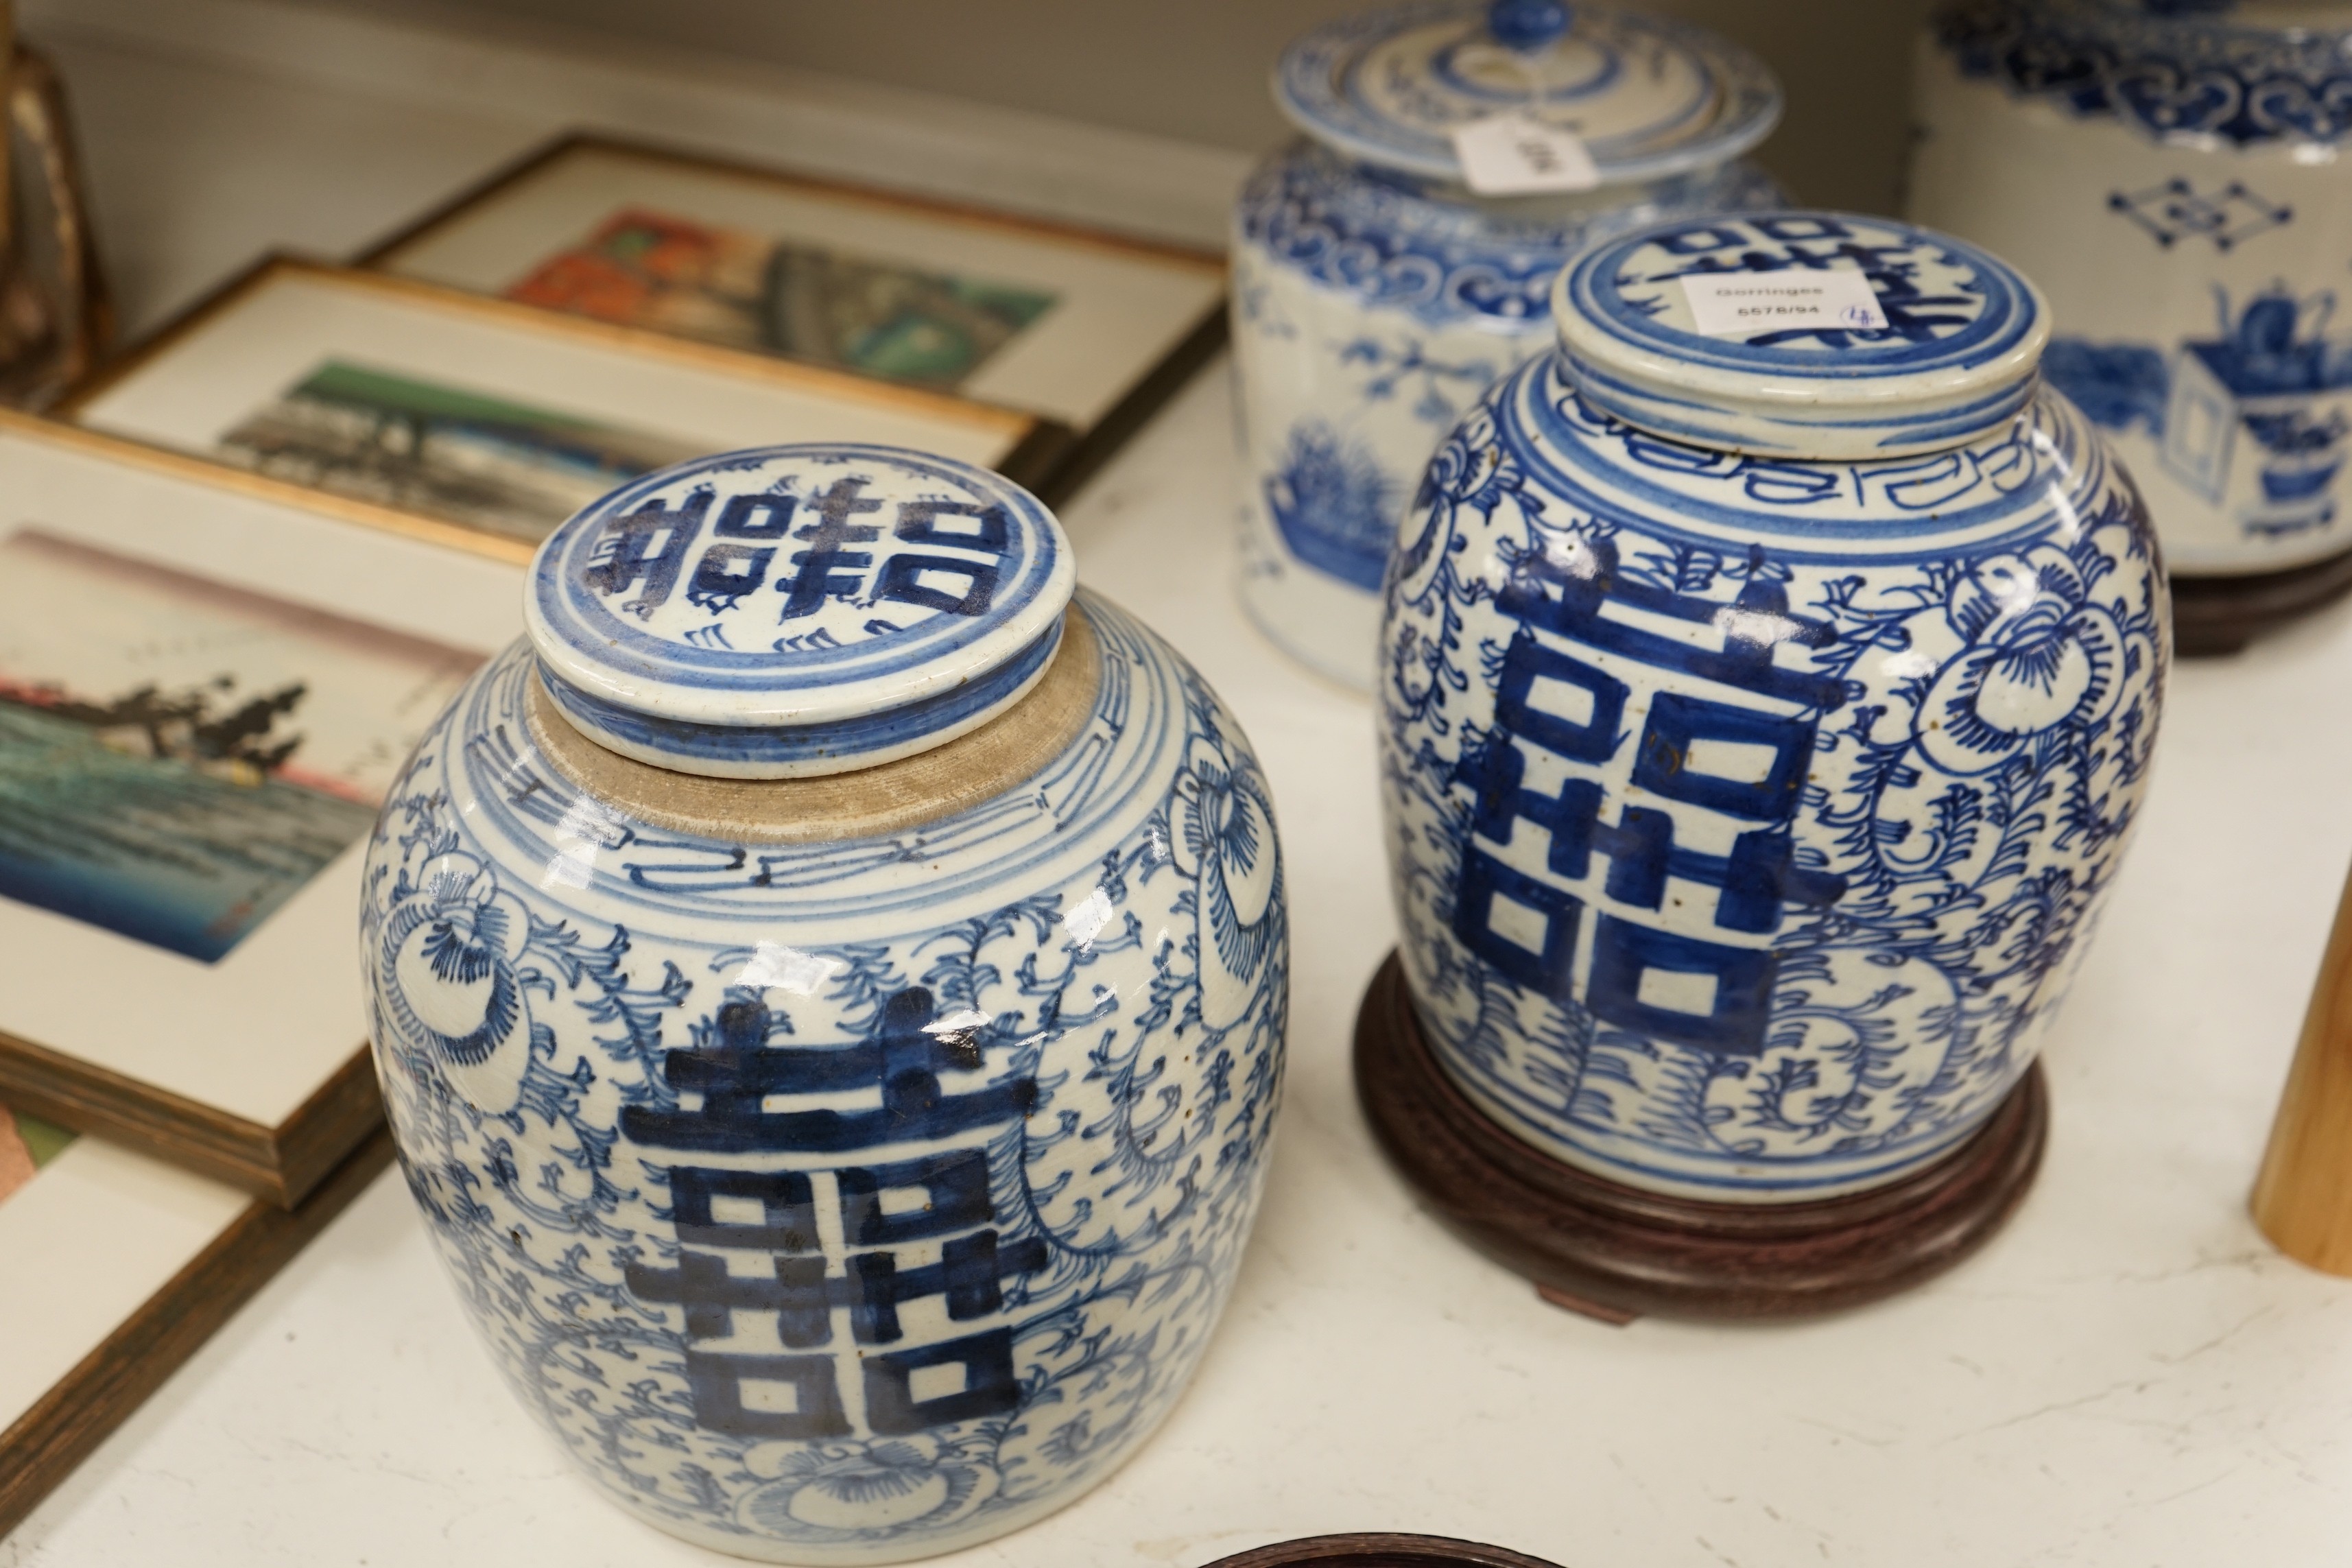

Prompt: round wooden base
[
  {"left": 1202, "top": 1534, "right": 1565, "bottom": 1567},
  {"left": 1353, "top": 952, "right": 2047, "bottom": 1323},
  {"left": 2173, "top": 547, "right": 2352, "bottom": 656}
]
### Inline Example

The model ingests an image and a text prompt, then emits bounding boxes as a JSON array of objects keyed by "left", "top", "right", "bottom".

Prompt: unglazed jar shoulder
[
  {"left": 361, "top": 448, "right": 1287, "bottom": 1564},
  {"left": 1232, "top": 0, "right": 1784, "bottom": 689},
  {"left": 1912, "top": 0, "right": 2352, "bottom": 577},
  {"left": 1379, "top": 212, "right": 2168, "bottom": 1201}
]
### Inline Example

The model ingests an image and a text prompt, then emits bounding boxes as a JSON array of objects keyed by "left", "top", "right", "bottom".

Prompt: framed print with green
[{"left": 360, "top": 134, "right": 1228, "bottom": 501}]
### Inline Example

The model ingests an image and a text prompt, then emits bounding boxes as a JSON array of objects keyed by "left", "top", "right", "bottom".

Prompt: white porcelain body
[
  {"left": 1378, "top": 354, "right": 2168, "bottom": 1201},
  {"left": 1231, "top": 143, "right": 1781, "bottom": 689},
  {"left": 1910, "top": 6, "right": 2352, "bottom": 577},
  {"left": 359, "top": 592, "right": 1287, "bottom": 1563}
]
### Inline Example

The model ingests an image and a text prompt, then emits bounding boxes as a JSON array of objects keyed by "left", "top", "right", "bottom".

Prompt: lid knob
[
  {"left": 1488, "top": 0, "right": 1570, "bottom": 52},
  {"left": 524, "top": 444, "right": 1076, "bottom": 781}
]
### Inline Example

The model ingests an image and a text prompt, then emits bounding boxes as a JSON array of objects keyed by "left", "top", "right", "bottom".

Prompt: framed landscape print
[
  {"left": 360, "top": 134, "right": 1229, "bottom": 500},
  {"left": 59, "top": 258, "right": 1058, "bottom": 561},
  {"left": 0, "top": 1107, "right": 389, "bottom": 1538},
  {"left": 0, "top": 413, "right": 523, "bottom": 1204}
]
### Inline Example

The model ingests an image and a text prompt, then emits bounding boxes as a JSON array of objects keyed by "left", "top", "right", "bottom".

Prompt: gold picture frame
[
  {"left": 58, "top": 255, "right": 1067, "bottom": 564},
  {"left": 0, "top": 1113, "right": 390, "bottom": 1539},
  {"left": 0, "top": 409, "right": 527, "bottom": 1204},
  {"left": 358, "top": 132, "right": 1230, "bottom": 503}
]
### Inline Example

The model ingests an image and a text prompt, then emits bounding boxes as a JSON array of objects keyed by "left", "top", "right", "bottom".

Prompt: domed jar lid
[
  {"left": 1552, "top": 210, "right": 2052, "bottom": 460},
  {"left": 1274, "top": 0, "right": 1781, "bottom": 185},
  {"left": 526, "top": 444, "right": 1076, "bottom": 780}
]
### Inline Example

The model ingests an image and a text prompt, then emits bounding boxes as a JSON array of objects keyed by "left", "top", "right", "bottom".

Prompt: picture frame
[
  {"left": 0, "top": 1106, "right": 390, "bottom": 1539},
  {"left": 357, "top": 132, "right": 1230, "bottom": 502},
  {"left": 58, "top": 256, "right": 1062, "bottom": 562},
  {"left": 0, "top": 411, "right": 525, "bottom": 1204}
]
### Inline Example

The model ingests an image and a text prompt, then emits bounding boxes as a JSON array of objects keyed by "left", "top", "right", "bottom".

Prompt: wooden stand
[
  {"left": 2173, "top": 550, "right": 2352, "bottom": 657},
  {"left": 1202, "top": 1533, "right": 1564, "bottom": 1567},
  {"left": 2251, "top": 862, "right": 2352, "bottom": 1272},
  {"left": 1353, "top": 952, "right": 2047, "bottom": 1322}
]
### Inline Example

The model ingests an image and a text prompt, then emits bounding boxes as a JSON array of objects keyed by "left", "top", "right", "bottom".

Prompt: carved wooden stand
[
  {"left": 1202, "top": 1533, "right": 1565, "bottom": 1567},
  {"left": 1353, "top": 952, "right": 2047, "bottom": 1322},
  {"left": 2172, "top": 550, "right": 2352, "bottom": 656}
]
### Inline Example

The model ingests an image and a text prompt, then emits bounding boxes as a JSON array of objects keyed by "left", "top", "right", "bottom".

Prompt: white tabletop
[{"left": 14, "top": 20, "right": 2352, "bottom": 1568}]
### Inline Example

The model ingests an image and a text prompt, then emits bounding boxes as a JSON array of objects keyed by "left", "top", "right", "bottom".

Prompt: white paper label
[
  {"left": 1678, "top": 270, "right": 1890, "bottom": 337},
  {"left": 1449, "top": 112, "right": 1600, "bottom": 195}
]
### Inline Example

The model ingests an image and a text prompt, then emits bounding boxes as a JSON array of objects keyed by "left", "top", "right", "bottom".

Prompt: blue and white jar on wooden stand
[
  {"left": 361, "top": 447, "right": 1287, "bottom": 1562},
  {"left": 1364, "top": 213, "right": 2168, "bottom": 1316},
  {"left": 1233, "top": 0, "right": 1784, "bottom": 689},
  {"left": 1912, "top": 0, "right": 2352, "bottom": 650}
]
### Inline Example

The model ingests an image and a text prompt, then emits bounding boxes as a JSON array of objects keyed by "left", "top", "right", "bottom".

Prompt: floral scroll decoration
[
  {"left": 361, "top": 623, "right": 1287, "bottom": 1552},
  {"left": 1938, "top": 0, "right": 2352, "bottom": 147},
  {"left": 1380, "top": 364, "right": 2164, "bottom": 1178}
]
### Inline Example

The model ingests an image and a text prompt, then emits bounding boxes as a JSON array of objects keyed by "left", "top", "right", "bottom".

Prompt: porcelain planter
[
  {"left": 1911, "top": 0, "right": 2352, "bottom": 643},
  {"left": 1376, "top": 212, "right": 2167, "bottom": 1215},
  {"left": 1233, "top": 0, "right": 1783, "bottom": 690},
  {"left": 361, "top": 447, "right": 1288, "bottom": 1563}
]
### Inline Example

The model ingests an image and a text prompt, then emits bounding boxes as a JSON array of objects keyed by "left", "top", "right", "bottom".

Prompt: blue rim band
[{"left": 538, "top": 617, "right": 1065, "bottom": 778}]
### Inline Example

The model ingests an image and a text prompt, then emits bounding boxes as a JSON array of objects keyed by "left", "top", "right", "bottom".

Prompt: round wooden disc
[
  {"left": 2173, "top": 548, "right": 2352, "bottom": 656},
  {"left": 1353, "top": 952, "right": 2047, "bottom": 1322},
  {"left": 1200, "top": 1533, "right": 1565, "bottom": 1567}
]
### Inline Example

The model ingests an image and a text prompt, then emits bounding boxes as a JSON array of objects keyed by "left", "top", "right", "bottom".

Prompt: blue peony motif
[
  {"left": 735, "top": 1435, "right": 1001, "bottom": 1543},
  {"left": 1915, "top": 545, "right": 2128, "bottom": 776},
  {"left": 1170, "top": 735, "right": 1283, "bottom": 1032},
  {"left": 379, "top": 850, "right": 535, "bottom": 1115}
]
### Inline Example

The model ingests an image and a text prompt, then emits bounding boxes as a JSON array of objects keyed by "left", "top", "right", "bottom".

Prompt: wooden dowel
[{"left": 2252, "top": 858, "right": 2352, "bottom": 1272}]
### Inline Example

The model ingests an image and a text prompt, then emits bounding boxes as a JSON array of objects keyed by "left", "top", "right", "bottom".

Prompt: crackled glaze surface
[
  {"left": 1378, "top": 236, "right": 2167, "bottom": 1198},
  {"left": 362, "top": 587, "right": 1287, "bottom": 1563}
]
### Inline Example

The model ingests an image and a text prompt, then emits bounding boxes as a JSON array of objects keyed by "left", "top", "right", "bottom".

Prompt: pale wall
[{"left": 348, "top": 0, "right": 1942, "bottom": 214}]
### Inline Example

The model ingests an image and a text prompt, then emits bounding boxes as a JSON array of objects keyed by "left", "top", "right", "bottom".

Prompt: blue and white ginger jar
[
  {"left": 361, "top": 447, "right": 1287, "bottom": 1563},
  {"left": 1913, "top": 0, "right": 2352, "bottom": 584},
  {"left": 1379, "top": 213, "right": 2169, "bottom": 1200},
  {"left": 1234, "top": 0, "right": 1783, "bottom": 688}
]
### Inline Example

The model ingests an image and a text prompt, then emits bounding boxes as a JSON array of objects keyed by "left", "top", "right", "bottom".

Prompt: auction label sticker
[
  {"left": 1678, "top": 269, "right": 1889, "bottom": 337},
  {"left": 1450, "top": 112, "right": 1601, "bottom": 195}
]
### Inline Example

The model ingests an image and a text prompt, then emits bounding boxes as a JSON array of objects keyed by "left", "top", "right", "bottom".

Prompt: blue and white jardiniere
[
  {"left": 1379, "top": 212, "right": 2168, "bottom": 1201},
  {"left": 1233, "top": 0, "right": 1783, "bottom": 689},
  {"left": 361, "top": 447, "right": 1287, "bottom": 1563},
  {"left": 1912, "top": 0, "right": 2352, "bottom": 582}
]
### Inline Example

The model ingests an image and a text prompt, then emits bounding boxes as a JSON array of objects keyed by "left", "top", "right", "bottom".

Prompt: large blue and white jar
[
  {"left": 1233, "top": 0, "right": 1783, "bottom": 689},
  {"left": 1912, "top": 1, "right": 2352, "bottom": 635},
  {"left": 360, "top": 447, "right": 1287, "bottom": 1563},
  {"left": 1379, "top": 212, "right": 2168, "bottom": 1201}
]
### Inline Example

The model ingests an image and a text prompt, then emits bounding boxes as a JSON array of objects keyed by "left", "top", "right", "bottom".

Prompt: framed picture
[
  {"left": 359, "top": 133, "right": 1229, "bottom": 501},
  {"left": 0, "top": 1104, "right": 389, "bottom": 1539},
  {"left": 0, "top": 412, "right": 523, "bottom": 1204},
  {"left": 58, "top": 257, "right": 1060, "bottom": 562}
]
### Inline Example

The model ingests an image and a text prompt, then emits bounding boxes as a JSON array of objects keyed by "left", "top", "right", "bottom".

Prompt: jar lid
[
  {"left": 526, "top": 445, "right": 1076, "bottom": 780},
  {"left": 1273, "top": 0, "right": 1781, "bottom": 185},
  {"left": 1552, "top": 211, "right": 2050, "bottom": 460}
]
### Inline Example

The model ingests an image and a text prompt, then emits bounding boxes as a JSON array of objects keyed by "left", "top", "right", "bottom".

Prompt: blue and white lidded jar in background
[
  {"left": 1911, "top": 1, "right": 2352, "bottom": 642},
  {"left": 1380, "top": 213, "right": 2167, "bottom": 1202},
  {"left": 1233, "top": 0, "right": 1784, "bottom": 689},
  {"left": 361, "top": 447, "right": 1287, "bottom": 1564}
]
